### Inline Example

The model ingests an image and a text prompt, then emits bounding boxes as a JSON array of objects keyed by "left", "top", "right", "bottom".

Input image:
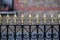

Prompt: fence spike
[
  {"left": 21, "top": 14, "right": 24, "bottom": 24},
  {"left": 28, "top": 14, "right": 32, "bottom": 24},
  {"left": 50, "top": 14, "right": 54, "bottom": 24},
  {"left": 29, "top": 14, "right": 31, "bottom": 18},
  {"left": 6, "top": 14, "right": 10, "bottom": 24},
  {"left": 14, "top": 14, "right": 17, "bottom": 24},
  {"left": 58, "top": 14, "right": 60, "bottom": 24},
  {"left": 43, "top": 14, "right": 47, "bottom": 24},
  {"left": 36, "top": 14, "right": 39, "bottom": 24}
]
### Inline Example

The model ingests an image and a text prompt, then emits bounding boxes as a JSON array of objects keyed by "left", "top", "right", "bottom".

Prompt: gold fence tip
[
  {"left": 13, "top": 14, "right": 17, "bottom": 24},
  {"left": 43, "top": 14, "right": 46, "bottom": 18},
  {"left": 58, "top": 14, "right": 60, "bottom": 24},
  {"left": 50, "top": 14, "right": 54, "bottom": 24},
  {"left": 43, "top": 14, "right": 47, "bottom": 24},
  {"left": 36, "top": 14, "right": 39, "bottom": 18},
  {"left": 51, "top": 14, "right": 54, "bottom": 18},
  {"left": 14, "top": 14, "right": 17, "bottom": 17},
  {"left": 29, "top": 14, "right": 31, "bottom": 18},
  {"left": 0, "top": 14, "right": 1, "bottom": 17},
  {"left": 7, "top": 14, "right": 9, "bottom": 18},
  {"left": 36, "top": 14, "right": 39, "bottom": 24},
  {"left": 58, "top": 14, "right": 60, "bottom": 18},
  {"left": 21, "top": 14, "right": 24, "bottom": 24},
  {"left": 21, "top": 14, "right": 24, "bottom": 18},
  {"left": 28, "top": 14, "right": 32, "bottom": 24}
]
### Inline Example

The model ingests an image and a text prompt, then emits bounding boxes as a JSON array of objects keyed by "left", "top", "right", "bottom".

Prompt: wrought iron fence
[{"left": 0, "top": 14, "right": 60, "bottom": 40}]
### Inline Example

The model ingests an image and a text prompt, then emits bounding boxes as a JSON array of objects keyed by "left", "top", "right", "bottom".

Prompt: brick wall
[{"left": 0, "top": 0, "right": 60, "bottom": 11}]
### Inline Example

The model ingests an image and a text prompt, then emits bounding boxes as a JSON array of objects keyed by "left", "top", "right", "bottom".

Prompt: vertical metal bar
[
  {"left": 29, "top": 25, "right": 31, "bottom": 40},
  {"left": 50, "top": 14, "right": 54, "bottom": 40},
  {"left": 43, "top": 14, "right": 47, "bottom": 40},
  {"left": 51, "top": 25, "right": 53, "bottom": 40},
  {"left": 36, "top": 25, "right": 38, "bottom": 40},
  {"left": 59, "top": 25, "right": 60, "bottom": 40},
  {"left": 44, "top": 25, "right": 46, "bottom": 40},
  {"left": 0, "top": 25, "right": 1, "bottom": 40},
  {"left": 7, "top": 25, "right": 8, "bottom": 40},
  {"left": 22, "top": 25, "right": 23, "bottom": 40},
  {"left": 14, "top": 25, "right": 16, "bottom": 40}
]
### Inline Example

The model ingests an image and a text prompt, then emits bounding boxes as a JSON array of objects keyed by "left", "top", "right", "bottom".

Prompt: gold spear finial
[
  {"left": 36, "top": 14, "right": 39, "bottom": 24},
  {"left": 14, "top": 14, "right": 17, "bottom": 24},
  {"left": 28, "top": 14, "right": 32, "bottom": 24},
  {"left": 0, "top": 14, "right": 2, "bottom": 24},
  {"left": 29, "top": 14, "right": 31, "bottom": 18},
  {"left": 21, "top": 14, "right": 24, "bottom": 24},
  {"left": 6, "top": 14, "right": 10, "bottom": 24},
  {"left": 50, "top": 14, "right": 54, "bottom": 24},
  {"left": 43, "top": 14, "right": 47, "bottom": 24},
  {"left": 58, "top": 14, "right": 60, "bottom": 24}
]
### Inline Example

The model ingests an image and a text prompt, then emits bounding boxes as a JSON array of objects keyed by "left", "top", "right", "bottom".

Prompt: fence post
[
  {"left": 13, "top": 14, "right": 17, "bottom": 40},
  {"left": 50, "top": 14, "right": 54, "bottom": 40},
  {"left": 43, "top": 14, "right": 47, "bottom": 40},
  {"left": 28, "top": 14, "right": 32, "bottom": 40},
  {"left": 21, "top": 14, "right": 24, "bottom": 40},
  {"left": 6, "top": 14, "right": 10, "bottom": 40},
  {"left": 36, "top": 14, "right": 39, "bottom": 40}
]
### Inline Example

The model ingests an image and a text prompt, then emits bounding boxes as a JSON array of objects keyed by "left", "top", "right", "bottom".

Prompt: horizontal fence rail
[{"left": 0, "top": 14, "right": 60, "bottom": 40}]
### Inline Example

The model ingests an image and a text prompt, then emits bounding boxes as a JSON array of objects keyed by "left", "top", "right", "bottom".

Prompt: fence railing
[{"left": 0, "top": 14, "right": 60, "bottom": 40}]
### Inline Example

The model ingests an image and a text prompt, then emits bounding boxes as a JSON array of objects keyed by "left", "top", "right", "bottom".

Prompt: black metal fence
[
  {"left": 0, "top": 24, "right": 59, "bottom": 40},
  {"left": 0, "top": 14, "right": 60, "bottom": 40}
]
